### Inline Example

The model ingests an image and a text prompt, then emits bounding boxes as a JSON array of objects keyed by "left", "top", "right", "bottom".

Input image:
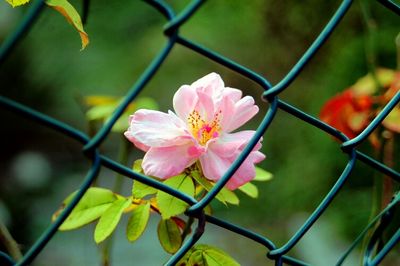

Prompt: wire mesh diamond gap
[{"left": 0, "top": 0, "right": 399, "bottom": 265}]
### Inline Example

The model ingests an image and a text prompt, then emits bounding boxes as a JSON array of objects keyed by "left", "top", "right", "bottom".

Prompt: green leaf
[
  {"left": 86, "top": 104, "right": 116, "bottom": 121},
  {"left": 131, "top": 159, "right": 158, "bottom": 199},
  {"left": 238, "top": 182, "right": 258, "bottom": 198},
  {"left": 191, "top": 170, "right": 239, "bottom": 205},
  {"left": 157, "top": 218, "right": 182, "bottom": 254},
  {"left": 132, "top": 159, "right": 143, "bottom": 173},
  {"left": 178, "top": 244, "right": 240, "bottom": 266},
  {"left": 254, "top": 167, "right": 273, "bottom": 181},
  {"left": 94, "top": 198, "right": 130, "bottom": 243},
  {"left": 133, "top": 97, "right": 159, "bottom": 111},
  {"left": 46, "top": 0, "right": 89, "bottom": 50},
  {"left": 157, "top": 174, "right": 194, "bottom": 220},
  {"left": 126, "top": 202, "right": 151, "bottom": 242},
  {"left": 132, "top": 181, "right": 158, "bottom": 199},
  {"left": 5, "top": 0, "right": 30, "bottom": 7},
  {"left": 53, "top": 187, "right": 120, "bottom": 231},
  {"left": 217, "top": 188, "right": 239, "bottom": 205}
]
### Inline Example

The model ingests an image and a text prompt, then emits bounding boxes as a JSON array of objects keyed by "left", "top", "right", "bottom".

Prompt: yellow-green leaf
[
  {"left": 52, "top": 187, "right": 120, "bottom": 231},
  {"left": 46, "top": 0, "right": 89, "bottom": 50},
  {"left": 157, "top": 174, "right": 194, "bottom": 220},
  {"left": 94, "top": 198, "right": 130, "bottom": 243},
  {"left": 132, "top": 181, "right": 158, "bottom": 199},
  {"left": 178, "top": 244, "right": 240, "bottom": 266},
  {"left": 5, "top": 0, "right": 30, "bottom": 7},
  {"left": 126, "top": 202, "right": 151, "bottom": 242},
  {"left": 254, "top": 167, "right": 273, "bottom": 181},
  {"left": 191, "top": 170, "right": 239, "bottom": 205},
  {"left": 238, "top": 182, "right": 258, "bottom": 198},
  {"left": 157, "top": 218, "right": 182, "bottom": 254},
  {"left": 217, "top": 187, "right": 239, "bottom": 205},
  {"left": 86, "top": 104, "right": 116, "bottom": 121},
  {"left": 352, "top": 68, "right": 396, "bottom": 95},
  {"left": 382, "top": 107, "right": 400, "bottom": 133}
]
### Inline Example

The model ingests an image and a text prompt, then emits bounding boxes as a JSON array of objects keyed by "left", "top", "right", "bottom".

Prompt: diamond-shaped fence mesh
[{"left": 0, "top": 0, "right": 399, "bottom": 265}]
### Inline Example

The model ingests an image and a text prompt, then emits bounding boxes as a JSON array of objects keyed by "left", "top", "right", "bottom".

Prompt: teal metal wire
[{"left": 0, "top": 0, "right": 399, "bottom": 265}]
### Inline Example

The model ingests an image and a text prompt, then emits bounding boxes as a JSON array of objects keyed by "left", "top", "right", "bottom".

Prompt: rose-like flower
[
  {"left": 320, "top": 68, "right": 400, "bottom": 139},
  {"left": 320, "top": 89, "right": 373, "bottom": 139},
  {"left": 124, "top": 73, "right": 265, "bottom": 190}
]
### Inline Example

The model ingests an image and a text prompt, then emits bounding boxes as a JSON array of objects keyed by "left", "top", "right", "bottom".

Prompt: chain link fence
[{"left": 0, "top": 0, "right": 399, "bottom": 265}]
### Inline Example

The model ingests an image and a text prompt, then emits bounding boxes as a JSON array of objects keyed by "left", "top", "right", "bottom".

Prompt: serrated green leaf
[
  {"left": 126, "top": 202, "right": 151, "bottom": 242},
  {"left": 157, "top": 174, "right": 194, "bottom": 220},
  {"left": 178, "top": 244, "right": 240, "bottom": 266},
  {"left": 53, "top": 187, "right": 120, "bottom": 231},
  {"left": 254, "top": 167, "right": 273, "bottom": 181},
  {"left": 157, "top": 218, "right": 182, "bottom": 254},
  {"left": 94, "top": 198, "right": 130, "bottom": 243},
  {"left": 191, "top": 170, "right": 239, "bottom": 205},
  {"left": 238, "top": 182, "right": 258, "bottom": 198}
]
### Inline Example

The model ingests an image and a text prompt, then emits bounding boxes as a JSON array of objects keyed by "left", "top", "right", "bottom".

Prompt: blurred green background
[{"left": 0, "top": 0, "right": 399, "bottom": 265}]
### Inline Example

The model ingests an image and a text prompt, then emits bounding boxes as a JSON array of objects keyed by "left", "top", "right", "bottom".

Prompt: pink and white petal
[
  {"left": 225, "top": 151, "right": 266, "bottom": 190},
  {"left": 127, "top": 109, "right": 192, "bottom": 148},
  {"left": 218, "top": 93, "right": 235, "bottom": 131},
  {"left": 124, "top": 131, "right": 150, "bottom": 152},
  {"left": 199, "top": 148, "right": 231, "bottom": 182},
  {"left": 191, "top": 73, "right": 225, "bottom": 97},
  {"left": 225, "top": 96, "right": 259, "bottom": 132},
  {"left": 223, "top": 87, "right": 242, "bottom": 103},
  {"left": 173, "top": 84, "right": 198, "bottom": 121},
  {"left": 195, "top": 90, "right": 215, "bottom": 122},
  {"left": 206, "top": 131, "right": 256, "bottom": 158},
  {"left": 142, "top": 143, "right": 202, "bottom": 179}
]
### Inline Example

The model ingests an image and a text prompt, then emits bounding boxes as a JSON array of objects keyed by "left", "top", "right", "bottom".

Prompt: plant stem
[
  {"left": 0, "top": 220, "right": 22, "bottom": 261},
  {"left": 396, "top": 32, "right": 400, "bottom": 70},
  {"left": 100, "top": 136, "right": 130, "bottom": 266},
  {"left": 359, "top": 0, "right": 382, "bottom": 90},
  {"left": 181, "top": 217, "right": 194, "bottom": 242},
  {"left": 381, "top": 130, "right": 394, "bottom": 208}
]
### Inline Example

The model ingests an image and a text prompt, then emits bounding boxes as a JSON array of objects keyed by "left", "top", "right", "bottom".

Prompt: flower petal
[
  {"left": 195, "top": 90, "right": 215, "bottom": 122},
  {"left": 191, "top": 72, "right": 224, "bottom": 97},
  {"left": 142, "top": 143, "right": 203, "bottom": 179},
  {"left": 173, "top": 84, "right": 198, "bottom": 121},
  {"left": 224, "top": 96, "right": 259, "bottom": 132},
  {"left": 225, "top": 151, "right": 265, "bottom": 190},
  {"left": 200, "top": 131, "right": 265, "bottom": 190},
  {"left": 206, "top": 131, "right": 256, "bottom": 157},
  {"left": 125, "top": 109, "right": 192, "bottom": 148}
]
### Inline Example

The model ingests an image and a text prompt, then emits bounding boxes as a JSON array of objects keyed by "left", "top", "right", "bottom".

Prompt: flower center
[{"left": 188, "top": 110, "right": 221, "bottom": 145}]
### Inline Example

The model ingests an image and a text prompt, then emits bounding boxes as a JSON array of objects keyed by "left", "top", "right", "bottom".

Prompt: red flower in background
[
  {"left": 320, "top": 68, "right": 400, "bottom": 141},
  {"left": 320, "top": 89, "right": 372, "bottom": 139}
]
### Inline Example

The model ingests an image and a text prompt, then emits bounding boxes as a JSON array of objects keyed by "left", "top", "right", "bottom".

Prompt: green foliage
[
  {"left": 238, "top": 182, "right": 258, "bottom": 198},
  {"left": 253, "top": 167, "right": 273, "bottom": 181},
  {"left": 53, "top": 187, "right": 121, "bottom": 231},
  {"left": 126, "top": 202, "right": 151, "bottom": 242},
  {"left": 178, "top": 244, "right": 240, "bottom": 266},
  {"left": 157, "top": 174, "right": 195, "bottom": 220},
  {"left": 94, "top": 198, "right": 130, "bottom": 243},
  {"left": 190, "top": 170, "right": 239, "bottom": 205},
  {"left": 157, "top": 218, "right": 182, "bottom": 254},
  {"left": 84, "top": 96, "right": 158, "bottom": 132},
  {"left": 132, "top": 159, "right": 158, "bottom": 199}
]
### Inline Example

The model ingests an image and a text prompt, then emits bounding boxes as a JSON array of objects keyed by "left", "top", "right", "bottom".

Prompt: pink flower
[{"left": 124, "top": 73, "right": 265, "bottom": 190}]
